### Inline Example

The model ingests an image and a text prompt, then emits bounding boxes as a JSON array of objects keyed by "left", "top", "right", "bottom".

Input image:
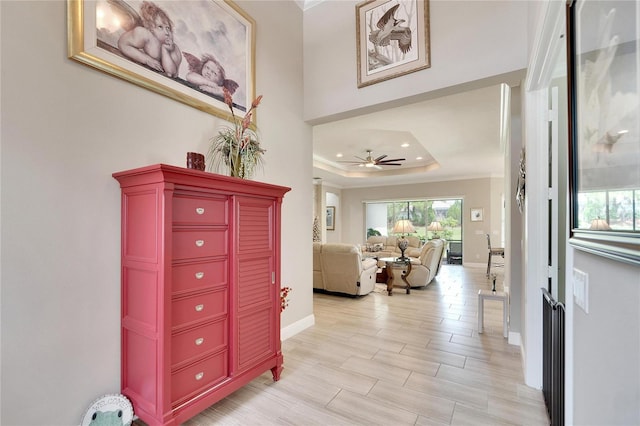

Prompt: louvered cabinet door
[{"left": 233, "top": 196, "right": 278, "bottom": 373}]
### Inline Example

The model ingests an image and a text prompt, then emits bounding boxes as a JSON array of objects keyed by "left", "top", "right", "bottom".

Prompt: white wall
[
  {"left": 304, "top": 0, "right": 528, "bottom": 123},
  {"left": 571, "top": 253, "right": 640, "bottom": 425},
  {"left": 0, "top": 1, "right": 311, "bottom": 424},
  {"left": 0, "top": 2, "right": 3, "bottom": 422}
]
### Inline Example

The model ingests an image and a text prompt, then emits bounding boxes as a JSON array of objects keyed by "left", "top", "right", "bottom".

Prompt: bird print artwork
[
  {"left": 368, "top": 4, "right": 412, "bottom": 54},
  {"left": 571, "top": 1, "right": 640, "bottom": 194},
  {"left": 591, "top": 130, "right": 625, "bottom": 159},
  {"left": 366, "top": 2, "right": 415, "bottom": 72},
  {"left": 578, "top": 5, "right": 638, "bottom": 170},
  {"left": 356, "top": 0, "right": 429, "bottom": 87}
]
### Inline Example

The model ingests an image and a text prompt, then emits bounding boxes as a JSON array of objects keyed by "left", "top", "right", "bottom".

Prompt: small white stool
[{"left": 477, "top": 289, "right": 508, "bottom": 338}]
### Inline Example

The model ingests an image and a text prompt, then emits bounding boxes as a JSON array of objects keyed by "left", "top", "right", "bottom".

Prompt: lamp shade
[
  {"left": 392, "top": 219, "right": 415, "bottom": 234},
  {"left": 427, "top": 221, "right": 443, "bottom": 232},
  {"left": 589, "top": 218, "right": 611, "bottom": 230}
]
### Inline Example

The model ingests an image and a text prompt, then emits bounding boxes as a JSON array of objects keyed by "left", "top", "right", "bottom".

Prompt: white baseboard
[
  {"left": 508, "top": 331, "right": 521, "bottom": 347},
  {"left": 462, "top": 262, "right": 486, "bottom": 268},
  {"left": 281, "top": 314, "right": 315, "bottom": 341}
]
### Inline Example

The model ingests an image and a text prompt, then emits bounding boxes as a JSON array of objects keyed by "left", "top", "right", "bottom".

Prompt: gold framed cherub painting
[{"left": 68, "top": 0, "right": 255, "bottom": 120}]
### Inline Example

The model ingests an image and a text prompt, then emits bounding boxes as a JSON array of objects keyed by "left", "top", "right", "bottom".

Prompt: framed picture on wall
[
  {"left": 326, "top": 206, "right": 336, "bottom": 231},
  {"left": 355, "top": 0, "right": 431, "bottom": 88},
  {"left": 470, "top": 208, "right": 483, "bottom": 222},
  {"left": 567, "top": 0, "right": 640, "bottom": 265},
  {"left": 67, "top": 0, "right": 256, "bottom": 121}
]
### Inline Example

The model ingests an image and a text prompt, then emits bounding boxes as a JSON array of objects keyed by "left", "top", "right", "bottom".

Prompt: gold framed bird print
[{"left": 356, "top": 0, "right": 430, "bottom": 88}]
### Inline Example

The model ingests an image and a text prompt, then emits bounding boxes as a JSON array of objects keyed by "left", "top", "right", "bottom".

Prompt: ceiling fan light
[{"left": 341, "top": 150, "right": 406, "bottom": 168}]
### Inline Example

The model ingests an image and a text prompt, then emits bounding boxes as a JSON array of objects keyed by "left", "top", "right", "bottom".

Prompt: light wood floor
[{"left": 159, "top": 265, "right": 549, "bottom": 425}]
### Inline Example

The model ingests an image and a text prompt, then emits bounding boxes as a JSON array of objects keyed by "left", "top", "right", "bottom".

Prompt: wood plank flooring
[{"left": 150, "top": 265, "right": 550, "bottom": 425}]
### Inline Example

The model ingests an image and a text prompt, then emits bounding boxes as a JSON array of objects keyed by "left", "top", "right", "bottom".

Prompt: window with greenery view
[
  {"left": 365, "top": 199, "right": 463, "bottom": 242},
  {"left": 577, "top": 189, "right": 640, "bottom": 231}
]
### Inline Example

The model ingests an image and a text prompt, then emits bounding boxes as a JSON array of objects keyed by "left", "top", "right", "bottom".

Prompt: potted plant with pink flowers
[{"left": 207, "top": 88, "right": 265, "bottom": 179}]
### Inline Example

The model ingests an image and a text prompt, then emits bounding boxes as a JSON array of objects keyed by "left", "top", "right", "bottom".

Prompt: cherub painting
[
  {"left": 183, "top": 52, "right": 239, "bottom": 97},
  {"left": 84, "top": 0, "right": 254, "bottom": 115},
  {"left": 107, "top": 0, "right": 182, "bottom": 77}
]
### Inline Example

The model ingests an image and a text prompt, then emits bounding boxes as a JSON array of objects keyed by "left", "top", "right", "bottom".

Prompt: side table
[
  {"left": 381, "top": 257, "right": 412, "bottom": 296},
  {"left": 477, "top": 289, "right": 508, "bottom": 338}
]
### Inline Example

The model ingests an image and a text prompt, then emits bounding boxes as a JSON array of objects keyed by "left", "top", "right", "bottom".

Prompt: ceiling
[{"left": 312, "top": 83, "right": 508, "bottom": 188}]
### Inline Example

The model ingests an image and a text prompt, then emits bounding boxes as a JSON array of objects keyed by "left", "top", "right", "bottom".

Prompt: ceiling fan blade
[
  {"left": 374, "top": 154, "right": 387, "bottom": 162},
  {"left": 373, "top": 165, "right": 383, "bottom": 170},
  {"left": 354, "top": 156, "right": 368, "bottom": 162},
  {"left": 338, "top": 160, "right": 364, "bottom": 164},
  {"left": 377, "top": 158, "right": 406, "bottom": 163},
  {"left": 380, "top": 163, "right": 403, "bottom": 166}
]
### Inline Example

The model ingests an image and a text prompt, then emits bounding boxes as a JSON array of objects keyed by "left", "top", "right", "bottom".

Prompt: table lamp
[
  {"left": 427, "top": 221, "right": 444, "bottom": 239},
  {"left": 589, "top": 218, "right": 611, "bottom": 230},
  {"left": 392, "top": 219, "right": 415, "bottom": 261}
]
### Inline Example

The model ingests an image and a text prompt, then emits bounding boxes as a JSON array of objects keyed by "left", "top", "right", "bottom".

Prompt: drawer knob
[
  {"left": 195, "top": 272, "right": 204, "bottom": 279},
  {"left": 195, "top": 240, "right": 205, "bottom": 247},
  {"left": 195, "top": 207, "right": 205, "bottom": 215},
  {"left": 195, "top": 304, "right": 204, "bottom": 312},
  {"left": 195, "top": 337, "right": 204, "bottom": 346},
  {"left": 195, "top": 372, "right": 204, "bottom": 381}
]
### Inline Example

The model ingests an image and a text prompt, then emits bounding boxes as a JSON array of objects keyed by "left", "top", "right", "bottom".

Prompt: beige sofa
[
  {"left": 313, "top": 242, "right": 378, "bottom": 296},
  {"left": 362, "top": 235, "right": 422, "bottom": 260},
  {"left": 387, "top": 239, "right": 445, "bottom": 289}
]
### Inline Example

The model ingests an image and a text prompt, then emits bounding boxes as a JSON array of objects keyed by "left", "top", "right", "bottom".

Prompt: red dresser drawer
[
  {"left": 172, "top": 289, "right": 227, "bottom": 329},
  {"left": 172, "top": 319, "right": 227, "bottom": 367},
  {"left": 172, "top": 351, "right": 228, "bottom": 405},
  {"left": 172, "top": 260, "right": 227, "bottom": 294},
  {"left": 173, "top": 196, "right": 227, "bottom": 225},
  {"left": 173, "top": 230, "right": 227, "bottom": 260}
]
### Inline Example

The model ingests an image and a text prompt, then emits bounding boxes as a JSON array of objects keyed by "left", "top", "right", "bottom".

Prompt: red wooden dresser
[{"left": 113, "top": 164, "right": 290, "bottom": 426}]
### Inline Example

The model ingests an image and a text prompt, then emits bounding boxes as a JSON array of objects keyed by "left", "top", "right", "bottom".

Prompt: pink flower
[
  {"left": 223, "top": 88, "right": 233, "bottom": 108},
  {"left": 241, "top": 112, "right": 252, "bottom": 131},
  {"left": 252, "top": 95, "right": 263, "bottom": 109}
]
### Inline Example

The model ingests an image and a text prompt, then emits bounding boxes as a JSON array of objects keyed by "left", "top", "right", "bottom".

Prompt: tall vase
[{"left": 229, "top": 152, "right": 249, "bottom": 179}]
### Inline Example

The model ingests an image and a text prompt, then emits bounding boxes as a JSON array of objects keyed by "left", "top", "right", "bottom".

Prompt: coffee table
[{"left": 380, "top": 257, "right": 412, "bottom": 296}]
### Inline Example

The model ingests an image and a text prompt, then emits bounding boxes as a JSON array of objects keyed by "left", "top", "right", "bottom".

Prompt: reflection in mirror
[{"left": 577, "top": 190, "right": 639, "bottom": 231}]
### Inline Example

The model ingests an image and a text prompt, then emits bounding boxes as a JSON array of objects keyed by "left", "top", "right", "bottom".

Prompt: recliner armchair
[
  {"left": 387, "top": 238, "right": 445, "bottom": 289},
  {"left": 313, "top": 242, "right": 377, "bottom": 296}
]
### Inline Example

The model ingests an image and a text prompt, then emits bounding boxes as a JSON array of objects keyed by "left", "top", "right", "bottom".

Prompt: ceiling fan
[{"left": 339, "top": 150, "right": 406, "bottom": 170}]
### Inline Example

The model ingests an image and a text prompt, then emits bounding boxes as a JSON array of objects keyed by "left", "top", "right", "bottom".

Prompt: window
[{"left": 365, "top": 199, "right": 462, "bottom": 242}]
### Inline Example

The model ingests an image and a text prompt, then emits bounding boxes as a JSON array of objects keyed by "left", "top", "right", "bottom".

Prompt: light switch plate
[{"left": 573, "top": 268, "right": 589, "bottom": 314}]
